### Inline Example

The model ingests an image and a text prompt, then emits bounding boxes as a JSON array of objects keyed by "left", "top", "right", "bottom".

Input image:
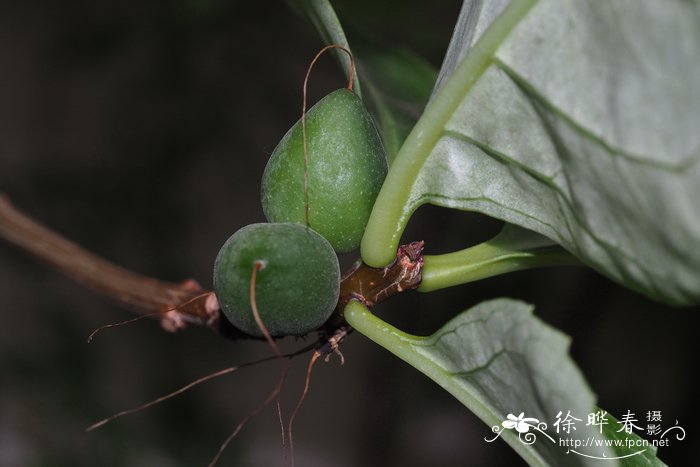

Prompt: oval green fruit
[
  {"left": 261, "top": 88, "right": 387, "bottom": 253},
  {"left": 213, "top": 223, "right": 340, "bottom": 337}
]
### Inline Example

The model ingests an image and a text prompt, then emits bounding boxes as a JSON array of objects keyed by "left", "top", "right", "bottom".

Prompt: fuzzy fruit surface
[
  {"left": 261, "top": 89, "right": 387, "bottom": 253},
  {"left": 213, "top": 223, "right": 340, "bottom": 337}
]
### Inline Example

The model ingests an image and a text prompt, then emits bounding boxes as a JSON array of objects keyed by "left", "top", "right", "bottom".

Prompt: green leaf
[
  {"left": 352, "top": 39, "right": 438, "bottom": 162},
  {"left": 289, "top": 0, "right": 438, "bottom": 163},
  {"left": 432, "top": 0, "right": 492, "bottom": 94},
  {"left": 361, "top": 0, "right": 700, "bottom": 305},
  {"left": 345, "top": 298, "right": 626, "bottom": 466},
  {"left": 287, "top": 0, "right": 362, "bottom": 97}
]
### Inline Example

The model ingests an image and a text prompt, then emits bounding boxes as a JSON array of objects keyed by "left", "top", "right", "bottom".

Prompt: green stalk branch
[
  {"left": 420, "top": 243, "right": 578, "bottom": 293},
  {"left": 420, "top": 224, "right": 579, "bottom": 292},
  {"left": 361, "top": 0, "right": 539, "bottom": 267}
]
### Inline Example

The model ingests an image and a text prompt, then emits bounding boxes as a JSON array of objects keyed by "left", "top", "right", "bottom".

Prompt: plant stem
[
  {"left": 421, "top": 245, "right": 578, "bottom": 292},
  {"left": 324, "top": 241, "right": 424, "bottom": 331},
  {"left": 0, "top": 194, "right": 424, "bottom": 340},
  {"left": 420, "top": 228, "right": 580, "bottom": 292},
  {"left": 0, "top": 194, "right": 223, "bottom": 334},
  {"left": 361, "top": 0, "right": 539, "bottom": 267}
]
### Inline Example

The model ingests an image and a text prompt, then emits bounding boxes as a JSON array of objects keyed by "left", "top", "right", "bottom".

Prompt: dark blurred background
[{"left": 0, "top": 1, "right": 697, "bottom": 466}]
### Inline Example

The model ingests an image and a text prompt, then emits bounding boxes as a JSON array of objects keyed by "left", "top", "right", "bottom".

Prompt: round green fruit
[
  {"left": 261, "top": 88, "right": 387, "bottom": 254},
  {"left": 213, "top": 223, "right": 340, "bottom": 337}
]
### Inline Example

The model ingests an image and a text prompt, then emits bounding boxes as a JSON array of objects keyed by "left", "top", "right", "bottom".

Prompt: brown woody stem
[
  {"left": 0, "top": 194, "right": 221, "bottom": 334},
  {"left": 0, "top": 194, "right": 423, "bottom": 341}
]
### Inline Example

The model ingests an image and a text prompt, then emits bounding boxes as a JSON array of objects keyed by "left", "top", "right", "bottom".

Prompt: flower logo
[
  {"left": 502, "top": 413, "right": 541, "bottom": 433},
  {"left": 486, "top": 412, "right": 553, "bottom": 445}
]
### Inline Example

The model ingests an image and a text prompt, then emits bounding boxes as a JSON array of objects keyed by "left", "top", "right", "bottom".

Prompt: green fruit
[
  {"left": 261, "top": 88, "right": 387, "bottom": 253},
  {"left": 213, "top": 223, "right": 340, "bottom": 337}
]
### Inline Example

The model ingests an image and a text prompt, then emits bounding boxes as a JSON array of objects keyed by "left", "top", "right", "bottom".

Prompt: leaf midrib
[{"left": 362, "top": 0, "right": 540, "bottom": 267}]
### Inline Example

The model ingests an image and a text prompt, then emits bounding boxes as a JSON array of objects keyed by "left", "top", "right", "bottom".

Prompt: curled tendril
[
  {"left": 660, "top": 423, "right": 686, "bottom": 441},
  {"left": 485, "top": 425, "right": 505, "bottom": 443},
  {"left": 520, "top": 431, "right": 537, "bottom": 445}
]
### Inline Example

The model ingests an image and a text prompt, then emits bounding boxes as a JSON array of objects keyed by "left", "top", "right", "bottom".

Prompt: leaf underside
[
  {"left": 346, "top": 299, "right": 664, "bottom": 467},
  {"left": 362, "top": 0, "right": 700, "bottom": 305}
]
